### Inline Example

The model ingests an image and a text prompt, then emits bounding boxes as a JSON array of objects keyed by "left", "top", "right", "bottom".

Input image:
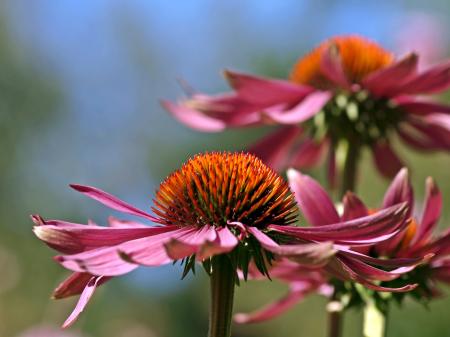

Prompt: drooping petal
[
  {"left": 264, "top": 91, "right": 331, "bottom": 125},
  {"left": 234, "top": 282, "right": 310, "bottom": 323},
  {"left": 398, "top": 125, "right": 443, "bottom": 151},
  {"left": 53, "top": 272, "right": 112, "bottom": 299},
  {"left": 372, "top": 142, "right": 404, "bottom": 178},
  {"left": 407, "top": 115, "right": 450, "bottom": 149},
  {"left": 248, "top": 227, "right": 335, "bottom": 266},
  {"left": 415, "top": 177, "right": 442, "bottom": 244},
  {"left": 197, "top": 226, "right": 239, "bottom": 260},
  {"left": 363, "top": 53, "right": 418, "bottom": 97},
  {"left": 248, "top": 126, "right": 302, "bottom": 171},
  {"left": 224, "top": 70, "right": 314, "bottom": 105},
  {"left": 342, "top": 192, "right": 368, "bottom": 221},
  {"left": 161, "top": 100, "right": 227, "bottom": 132},
  {"left": 396, "top": 99, "right": 450, "bottom": 116},
  {"left": 163, "top": 226, "right": 217, "bottom": 260},
  {"left": 270, "top": 203, "right": 409, "bottom": 246},
  {"left": 32, "top": 216, "right": 177, "bottom": 255},
  {"left": 62, "top": 275, "right": 104, "bottom": 328},
  {"left": 287, "top": 169, "right": 340, "bottom": 226},
  {"left": 69, "top": 185, "right": 158, "bottom": 222}
]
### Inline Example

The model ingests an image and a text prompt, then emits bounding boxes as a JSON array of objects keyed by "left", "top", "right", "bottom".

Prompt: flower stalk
[
  {"left": 327, "top": 298, "right": 344, "bottom": 337},
  {"left": 363, "top": 301, "right": 387, "bottom": 337},
  {"left": 208, "top": 254, "right": 236, "bottom": 337},
  {"left": 338, "top": 139, "right": 360, "bottom": 198}
]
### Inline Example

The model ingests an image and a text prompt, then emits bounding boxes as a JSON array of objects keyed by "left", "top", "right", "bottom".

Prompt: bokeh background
[{"left": 1, "top": 1, "right": 449, "bottom": 336}]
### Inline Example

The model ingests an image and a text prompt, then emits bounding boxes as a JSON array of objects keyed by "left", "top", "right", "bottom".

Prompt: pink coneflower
[
  {"left": 234, "top": 168, "right": 445, "bottom": 324},
  {"left": 163, "top": 35, "right": 450, "bottom": 186},
  {"left": 33, "top": 152, "right": 413, "bottom": 332}
]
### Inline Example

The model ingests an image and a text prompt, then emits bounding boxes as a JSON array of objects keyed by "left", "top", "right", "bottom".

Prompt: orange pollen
[
  {"left": 152, "top": 152, "right": 298, "bottom": 228},
  {"left": 399, "top": 218, "right": 418, "bottom": 251},
  {"left": 290, "top": 35, "right": 394, "bottom": 87}
]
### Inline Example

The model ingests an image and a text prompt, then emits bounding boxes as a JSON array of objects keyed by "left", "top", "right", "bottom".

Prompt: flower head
[
  {"left": 32, "top": 152, "right": 415, "bottom": 327},
  {"left": 164, "top": 35, "right": 450, "bottom": 180},
  {"left": 235, "top": 169, "right": 448, "bottom": 323}
]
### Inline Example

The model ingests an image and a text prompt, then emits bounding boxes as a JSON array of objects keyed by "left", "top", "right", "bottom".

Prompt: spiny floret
[
  {"left": 290, "top": 35, "right": 393, "bottom": 87},
  {"left": 152, "top": 152, "right": 298, "bottom": 228}
]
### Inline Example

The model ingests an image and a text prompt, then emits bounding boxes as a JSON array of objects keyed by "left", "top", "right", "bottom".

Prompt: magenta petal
[
  {"left": 163, "top": 226, "right": 217, "bottom": 260},
  {"left": 397, "top": 99, "right": 450, "bottom": 116},
  {"left": 363, "top": 53, "right": 418, "bottom": 97},
  {"left": 398, "top": 125, "right": 442, "bottom": 151},
  {"left": 290, "top": 139, "right": 327, "bottom": 168},
  {"left": 382, "top": 168, "right": 413, "bottom": 212},
  {"left": 287, "top": 169, "right": 340, "bottom": 226},
  {"left": 161, "top": 99, "right": 227, "bottom": 132},
  {"left": 337, "top": 248, "right": 428, "bottom": 268},
  {"left": 234, "top": 283, "right": 308, "bottom": 324},
  {"left": 320, "top": 46, "right": 351, "bottom": 89},
  {"left": 269, "top": 203, "right": 409, "bottom": 245},
  {"left": 264, "top": 91, "right": 331, "bottom": 124},
  {"left": 248, "top": 126, "right": 302, "bottom": 171},
  {"left": 224, "top": 70, "right": 314, "bottom": 105},
  {"left": 62, "top": 275, "right": 104, "bottom": 328},
  {"left": 70, "top": 185, "right": 158, "bottom": 222},
  {"left": 33, "top": 217, "right": 177, "bottom": 254},
  {"left": 398, "top": 60, "right": 450, "bottom": 94},
  {"left": 342, "top": 192, "right": 368, "bottom": 221},
  {"left": 53, "top": 272, "right": 112, "bottom": 299},
  {"left": 415, "top": 178, "right": 442, "bottom": 243},
  {"left": 372, "top": 142, "right": 404, "bottom": 178}
]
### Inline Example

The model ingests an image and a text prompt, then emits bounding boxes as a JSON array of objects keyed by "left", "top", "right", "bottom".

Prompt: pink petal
[
  {"left": 161, "top": 99, "right": 227, "bottom": 132},
  {"left": 270, "top": 203, "right": 409, "bottom": 245},
  {"left": 163, "top": 226, "right": 217, "bottom": 260},
  {"left": 247, "top": 227, "right": 335, "bottom": 266},
  {"left": 234, "top": 283, "right": 309, "bottom": 323},
  {"left": 197, "top": 226, "right": 239, "bottom": 260},
  {"left": 320, "top": 45, "right": 351, "bottom": 89},
  {"left": 248, "top": 126, "right": 302, "bottom": 171},
  {"left": 62, "top": 275, "right": 104, "bottom": 328},
  {"left": 338, "top": 248, "right": 428, "bottom": 268},
  {"left": 407, "top": 116, "right": 450, "bottom": 149},
  {"left": 397, "top": 99, "right": 450, "bottom": 116},
  {"left": 264, "top": 91, "right": 331, "bottom": 124},
  {"left": 341, "top": 192, "right": 368, "bottom": 221},
  {"left": 107, "top": 216, "right": 148, "bottom": 228},
  {"left": 382, "top": 168, "right": 413, "bottom": 211},
  {"left": 397, "top": 60, "right": 450, "bottom": 94},
  {"left": 415, "top": 178, "right": 442, "bottom": 244},
  {"left": 287, "top": 169, "right": 340, "bottom": 226},
  {"left": 372, "top": 142, "right": 404, "bottom": 178},
  {"left": 363, "top": 53, "right": 418, "bottom": 97},
  {"left": 398, "top": 125, "right": 442, "bottom": 151},
  {"left": 53, "top": 272, "right": 112, "bottom": 299},
  {"left": 224, "top": 70, "right": 314, "bottom": 105},
  {"left": 70, "top": 185, "right": 158, "bottom": 222},
  {"left": 33, "top": 216, "right": 177, "bottom": 254},
  {"left": 290, "top": 139, "right": 327, "bottom": 168}
]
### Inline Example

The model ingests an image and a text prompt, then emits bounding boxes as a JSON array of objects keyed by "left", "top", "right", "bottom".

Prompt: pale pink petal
[
  {"left": 161, "top": 100, "right": 227, "bottom": 132},
  {"left": 287, "top": 169, "right": 340, "bottom": 226},
  {"left": 264, "top": 91, "right": 331, "bottom": 124},
  {"left": 163, "top": 226, "right": 217, "bottom": 260},
  {"left": 197, "top": 226, "right": 239, "bottom": 260},
  {"left": 248, "top": 126, "right": 303, "bottom": 171},
  {"left": 372, "top": 142, "right": 404, "bottom": 178},
  {"left": 62, "top": 276, "right": 104, "bottom": 328},
  {"left": 224, "top": 70, "right": 314, "bottom": 105},
  {"left": 70, "top": 185, "right": 158, "bottom": 222},
  {"left": 363, "top": 53, "right": 418, "bottom": 97}
]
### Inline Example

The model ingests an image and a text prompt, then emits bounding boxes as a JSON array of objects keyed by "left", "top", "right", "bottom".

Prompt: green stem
[
  {"left": 363, "top": 301, "right": 388, "bottom": 337},
  {"left": 339, "top": 140, "right": 360, "bottom": 198},
  {"left": 208, "top": 255, "right": 236, "bottom": 337},
  {"left": 327, "top": 299, "right": 343, "bottom": 337}
]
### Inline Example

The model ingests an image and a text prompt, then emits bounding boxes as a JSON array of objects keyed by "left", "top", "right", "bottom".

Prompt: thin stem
[
  {"left": 363, "top": 301, "right": 388, "bottom": 337},
  {"left": 327, "top": 299, "right": 343, "bottom": 337},
  {"left": 340, "top": 140, "right": 360, "bottom": 198},
  {"left": 208, "top": 255, "right": 236, "bottom": 337}
]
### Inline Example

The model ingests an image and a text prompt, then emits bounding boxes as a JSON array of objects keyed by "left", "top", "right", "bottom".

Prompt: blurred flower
[
  {"left": 164, "top": 35, "right": 450, "bottom": 181},
  {"left": 235, "top": 168, "right": 446, "bottom": 323},
  {"left": 33, "top": 152, "right": 413, "bottom": 327}
]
